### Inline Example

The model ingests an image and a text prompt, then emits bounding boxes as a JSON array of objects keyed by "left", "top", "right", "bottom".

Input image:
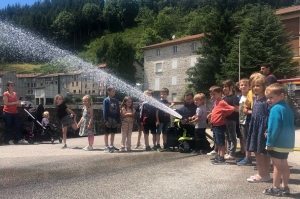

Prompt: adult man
[{"left": 260, "top": 63, "right": 277, "bottom": 85}]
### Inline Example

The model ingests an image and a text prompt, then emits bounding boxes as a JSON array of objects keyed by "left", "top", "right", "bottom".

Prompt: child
[
  {"left": 222, "top": 80, "right": 240, "bottom": 160},
  {"left": 237, "top": 73, "right": 263, "bottom": 166},
  {"left": 42, "top": 111, "right": 50, "bottom": 127},
  {"left": 135, "top": 100, "right": 143, "bottom": 149},
  {"left": 236, "top": 78, "right": 250, "bottom": 159},
  {"left": 246, "top": 75, "right": 271, "bottom": 182},
  {"left": 77, "top": 95, "right": 94, "bottom": 151},
  {"left": 54, "top": 94, "right": 78, "bottom": 149},
  {"left": 207, "top": 86, "right": 237, "bottom": 164},
  {"left": 120, "top": 96, "right": 136, "bottom": 152},
  {"left": 156, "top": 88, "right": 173, "bottom": 152},
  {"left": 139, "top": 89, "right": 157, "bottom": 151},
  {"left": 103, "top": 86, "right": 121, "bottom": 153},
  {"left": 263, "top": 83, "right": 294, "bottom": 196},
  {"left": 189, "top": 93, "right": 210, "bottom": 155}
]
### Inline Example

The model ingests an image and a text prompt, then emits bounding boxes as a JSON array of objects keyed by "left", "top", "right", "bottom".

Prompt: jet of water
[{"left": 0, "top": 20, "right": 182, "bottom": 119}]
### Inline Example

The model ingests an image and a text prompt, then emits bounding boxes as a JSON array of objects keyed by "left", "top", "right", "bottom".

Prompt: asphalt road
[{"left": 0, "top": 132, "right": 300, "bottom": 199}]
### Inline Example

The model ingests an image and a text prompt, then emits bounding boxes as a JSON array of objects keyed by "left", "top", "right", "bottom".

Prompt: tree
[
  {"left": 51, "top": 11, "right": 76, "bottom": 41},
  {"left": 135, "top": 6, "right": 156, "bottom": 29},
  {"left": 96, "top": 36, "right": 136, "bottom": 84},
  {"left": 82, "top": 3, "right": 101, "bottom": 36},
  {"left": 223, "top": 4, "right": 298, "bottom": 81},
  {"left": 154, "top": 11, "right": 175, "bottom": 39}
]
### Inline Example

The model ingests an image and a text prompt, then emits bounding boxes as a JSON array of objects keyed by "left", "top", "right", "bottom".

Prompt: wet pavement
[{"left": 0, "top": 130, "right": 300, "bottom": 199}]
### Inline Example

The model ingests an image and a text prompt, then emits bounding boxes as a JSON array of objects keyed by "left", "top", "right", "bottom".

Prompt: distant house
[
  {"left": 142, "top": 34, "right": 203, "bottom": 100},
  {"left": 16, "top": 73, "right": 43, "bottom": 102},
  {"left": 276, "top": 6, "right": 300, "bottom": 60},
  {"left": 0, "top": 71, "right": 26, "bottom": 103}
]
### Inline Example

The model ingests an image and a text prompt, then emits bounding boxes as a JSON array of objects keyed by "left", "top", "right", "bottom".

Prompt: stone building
[{"left": 142, "top": 34, "right": 203, "bottom": 100}]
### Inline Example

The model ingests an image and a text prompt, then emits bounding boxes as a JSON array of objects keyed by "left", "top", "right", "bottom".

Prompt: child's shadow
[
  {"left": 284, "top": 193, "right": 300, "bottom": 198},
  {"left": 290, "top": 168, "right": 300, "bottom": 174}
]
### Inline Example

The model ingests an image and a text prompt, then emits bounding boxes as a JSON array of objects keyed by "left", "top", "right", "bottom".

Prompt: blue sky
[{"left": 0, "top": 0, "right": 36, "bottom": 9}]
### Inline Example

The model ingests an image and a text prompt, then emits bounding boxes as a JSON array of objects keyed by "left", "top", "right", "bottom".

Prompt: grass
[{"left": 0, "top": 63, "right": 42, "bottom": 73}]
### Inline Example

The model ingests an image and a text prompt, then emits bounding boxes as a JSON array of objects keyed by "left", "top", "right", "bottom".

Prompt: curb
[{"left": 236, "top": 146, "right": 300, "bottom": 152}]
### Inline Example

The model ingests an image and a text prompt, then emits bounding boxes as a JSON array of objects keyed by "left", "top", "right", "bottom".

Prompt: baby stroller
[{"left": 23, "top": 104, "right": 62, "bottom": 144}]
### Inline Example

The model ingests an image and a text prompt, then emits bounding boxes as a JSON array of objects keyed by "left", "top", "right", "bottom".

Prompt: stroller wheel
[
  {"left": 51, "top": 138, "right": 54, "bottom": 143},
  {"left": 59, "top": 138, "right": 62, "bottom": 143}
]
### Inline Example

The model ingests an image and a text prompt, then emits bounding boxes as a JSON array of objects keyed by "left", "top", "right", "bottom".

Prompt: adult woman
[{"left": 3, "top": 81, "right": 27, "bottom": 144}]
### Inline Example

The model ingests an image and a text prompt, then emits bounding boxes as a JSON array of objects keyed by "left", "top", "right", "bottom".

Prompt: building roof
[
  {"left": 98, "top": 63, "right": 106, "bottom": 68},
  {"left": 142, "top": 33, "right": 204, "bottom": 50},
  {"left": 16, "top": 73, "right": 43, "bottom": 78},
  {"left": 275, "top": 5, "right": 300, "bottom": 15}
]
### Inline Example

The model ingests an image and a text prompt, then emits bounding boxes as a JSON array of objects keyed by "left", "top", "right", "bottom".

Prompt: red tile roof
[
  {"left": 142, "top": 34, "right": 204, "bottom": 50},
  {"left": 16, "top": 73, "right": 43, "bottom": 78},
  {"left": 276, "top": 5, "right": 300, "bottom": 15}
]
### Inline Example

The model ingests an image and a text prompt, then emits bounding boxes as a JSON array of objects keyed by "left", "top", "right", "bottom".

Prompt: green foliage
[
  {"left": 223, "top": 4, "right": 298, "bottom": 81},
  {"left": 51, "top": 11, "right": 76, "bottom": 40},
  {"left": 64, "top": 96, "right": 73, "bottom": 104},
  {"left": 96, "top": 36, "right": 136, "bottom": 84}
]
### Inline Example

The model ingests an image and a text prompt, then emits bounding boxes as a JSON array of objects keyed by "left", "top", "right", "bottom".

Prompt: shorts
[
  {"left": 239, "top": 124, "right": 248, "bottom": 139},
  {"left": 267, "top": 150, "right": 289, "bottom": 159},
  {"left": 156, "top": 122, "right": 170, "bottom": 135},
  {"left": 61, "top": 114, "right": 75, "bottom": 128},
  {"left": 212, "top": 125, "right": 226, "bottom": 146},
  {"left": 143, "top": 122, "right": 156, "bottom": 134},
  {"left": 104, "top": 117, "right": 118, "bottom": 134}
]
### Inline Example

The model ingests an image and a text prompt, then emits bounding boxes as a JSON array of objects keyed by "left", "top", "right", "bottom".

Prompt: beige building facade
[{"left": 142, "top": 34, "right": 203, "bottom": 100}]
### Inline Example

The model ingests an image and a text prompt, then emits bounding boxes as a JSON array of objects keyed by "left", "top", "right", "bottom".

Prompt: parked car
[{"left": 21, "top": 101, "right": 33, "bottom": 107}]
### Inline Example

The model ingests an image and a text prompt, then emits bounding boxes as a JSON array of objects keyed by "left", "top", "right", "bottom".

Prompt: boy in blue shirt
[
  {"left": 103, "top": 86, "right": 121, "bottom": 153},
  {"left": 263, "top": 83, "right": 294, "bottom": 196}
]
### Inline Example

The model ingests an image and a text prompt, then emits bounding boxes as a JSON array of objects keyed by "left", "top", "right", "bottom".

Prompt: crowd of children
[{"left": 32, "top": 64, "right": 296, "bottom": 197}]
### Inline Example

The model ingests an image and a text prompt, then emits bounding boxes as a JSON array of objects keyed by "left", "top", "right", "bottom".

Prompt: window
[
  {"left": 155, "top": 63, "right": 162, "bottom": 72},
  {"left": 27, "top": 83, "right": 30, "bottom": 88},
  {"left": 88, "top": 90, "right": 91, "bottom": 94},
  {"left": 173, "top": 46, "right": 178, "bottom": 53},
  {"left": 172, "top": 76, "right": 177, "bottom": 85},
  {"left": 76, "top": 81, "right": 78, "bottom": 86},
  {"left": 85, "top": 84, "right": 87, "bottom": 88},
  {"left": 172, "top": 93, "right": 177, "bottom": 101},
  {"left": 40, "top": 83, "right": 43, "bottom": 86},
  {"left": 191, "top": 57, "right": 197, "bottom": 67},
  {"left": 31, "top": 83, "right": 36, "bottom": 87},
  {"left": 72, "top": 82, "right": 74, "bottom": 87},
  {"left": 73, "top": 90, "right": 76, "bottom": 93},
  {"left": 156, "top": 49, "right": 160, "bottom": 56},
  {"left": 172, "top": 59, "right": 177, "bottom": 69},
  {"left": 55, "top": 81, "right": 58, "bottom": 84},
  {"left": 192, "top": 42, "right": 197, "bottom": 51},
  {"left": 27, "top": 90, "right": 31, "bottom": 94},
  {"left": 155, "top": 78, "right": 160, "bottom": 90},
  {"left": 92, "top": 90, "right": 95, "bottom": 94},
  {"left": 85, "top": 91, "right": 87, "bottom": 94}
]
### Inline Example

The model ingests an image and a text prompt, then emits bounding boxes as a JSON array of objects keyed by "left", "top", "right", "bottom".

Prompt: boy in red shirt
[{"left": 207, "top": 86, "right": 237, "bottom": 164}]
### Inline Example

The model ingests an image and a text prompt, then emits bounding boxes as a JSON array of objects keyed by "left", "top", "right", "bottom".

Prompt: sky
[{"left": 0, "top": 0, "right": 37, "bottom": 9}]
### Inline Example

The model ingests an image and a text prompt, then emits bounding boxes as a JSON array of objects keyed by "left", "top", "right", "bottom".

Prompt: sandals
[
  {"left": 247, "top": 174, "right": 271, "bottom": 183},
  {"left": 263, "top": 187, "right": 282, "bottom": 196},
  {"left": 281, "top": 186, "right": 290, "bottom": 195}
]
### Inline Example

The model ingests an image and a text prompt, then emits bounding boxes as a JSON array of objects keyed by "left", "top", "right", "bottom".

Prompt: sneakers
[
  {"left": 8, "top": 140, "right": 14, "bottom": 145},
  {"left": 237, "top": 157, "right": 252, "bottom": 166},
  {"left": 212, "top": 156, "right": 226, "bottom": 165},
  {"left": 145, "top": 146, "right": 152, "bottom": 151},
  {"left": 18, "top": 139, "right": 28, "bottom": 144},
  {"left": 207, "top": 150, "right": 217, "bottom": 155},
  {"left": 224, "top": 154, "right": 235, "bottom": 160},
  {"left": 61, "top": 144, "right": 67, "bottom": 149},
  {"left": 104, "top": 147, "right": 110, "bottom": 153},
  {"left": 109, "top": 146, "right": 115, "bottom": 153},
  {"left": 83, "top": 146, "right": 93, "bottom": 151},
  {"left": 263, "top": 187, "right": 282, "bottom": 196},
  {"left": 210, "top": 155, "right": 219, "bottom": 161},
  {"left": 127, "top": 148, "right": 132, "bottom": 152},
  {"left": 281, "top": 186, "right": 290, "bottom": 195},
  {"left": 134, "top": 143, "right": 141, "bottom": 149},
  {"left": 119, "top": 147, "right": 126, "bottom": 152},
  {"left": 191, "top": 150, "right": 201, "bottom": 155},
  {"left": 151, "top": 145, "right": 157, "bottom": 150}
]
